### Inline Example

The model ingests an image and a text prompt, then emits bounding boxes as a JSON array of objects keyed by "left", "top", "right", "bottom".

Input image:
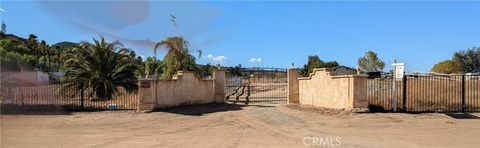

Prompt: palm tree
[
  {"left": 154, "top": 36, "right": 201, "bottom": 79},
  {"left": 62, "top": 37, "right": 138, "bottom": 99},
  {"left": 144, "top": 57, "right": 163, "bottom": 78},
  {"left": 37, "top": 40, "right": 52, "bottom": 72},
  {"left": 27, "top": 34, "right": 39, "bottom": 55}
]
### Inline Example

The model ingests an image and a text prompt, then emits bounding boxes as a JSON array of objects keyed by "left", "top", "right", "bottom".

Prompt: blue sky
[{"left": 1, "top": 1, "right": 479, "bottom": 72}]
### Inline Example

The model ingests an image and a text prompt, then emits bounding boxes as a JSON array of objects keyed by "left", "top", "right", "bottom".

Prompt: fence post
[
  {"left": 213, "top": 69, "right": 226, "bottom": 103},
  {"left": 80, "top": 89, "right": 84, "bottom": 110},
  {"left": 461, "top": 75, "right": 465, "bottom": 112},
  {"left": 287, "top": 68, "right": 299, "bottom": 104},
  {"left": 402, "top": 75, "right": 407, "bottom": 112}
]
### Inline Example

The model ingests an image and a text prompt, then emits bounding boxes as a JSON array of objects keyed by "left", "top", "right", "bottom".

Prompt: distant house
[{"left": 328, "top": 66, "right": 357, "bottom": 76}]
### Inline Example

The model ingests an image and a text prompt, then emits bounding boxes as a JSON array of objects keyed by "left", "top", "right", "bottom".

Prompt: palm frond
[{"left": 61, "top": 37, "right": 138, "bottom": 99}]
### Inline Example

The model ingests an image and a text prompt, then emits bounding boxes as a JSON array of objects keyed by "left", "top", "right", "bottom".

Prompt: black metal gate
[
  {"left": 225, "top": 67, "right": 287, "bottom": 104},
  {"left": 367, "top": 73, "right": 480, "bottom": 112},
  {"left": 0, "top": 82, "right": 139, "bottom": 112}
]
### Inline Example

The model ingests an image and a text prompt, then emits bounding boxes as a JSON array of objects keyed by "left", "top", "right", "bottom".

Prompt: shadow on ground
[
  {"left": 1, "top": 104, "right": 78, "bottom": 115},
  {"left": 368, "top": 104, "right": 392, "bottom": 112},
  {"left": 444, "top": 113, "right": 480, "bottom": 119},
  {"left": 154, "top": 103, "right": 254, "bottom": 116},
  {"left": 0, "top": 104, "right": 121, "bottom": 115}
]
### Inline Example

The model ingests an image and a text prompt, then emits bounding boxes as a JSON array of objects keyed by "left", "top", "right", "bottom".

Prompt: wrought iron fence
[
  {"left": 0, "top": 82, "right": 139, "bottom": 112},
  {"left": 367, "top": 74, "right": 480, "bottom": 112}
]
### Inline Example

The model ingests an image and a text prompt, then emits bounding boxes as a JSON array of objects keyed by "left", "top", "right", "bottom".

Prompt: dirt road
[{"left": 1, "top": 102, "right": 480, "bottom": 148}]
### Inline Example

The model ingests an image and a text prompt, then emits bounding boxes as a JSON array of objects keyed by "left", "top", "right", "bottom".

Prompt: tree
[
  {"left": 301, "top": 55, "right": 339, "bottom": 76},
  {"left": 154, "top": 36, "right": 201, "bottom": 79},
  {"left": 37, "top": 40, "right": 53, "bottom": 72},
  {"left": 452, "top": 47, "right": 480, "bottom": 73},
  {"left": 228, "top": 64, "right": 243, "bottom": 76},
  {"left": 0, "top": 38, "right": 38, "bottom": 71},
  {"left": 28, "top": 39, "right": 63, "bottom": 73},
  {"left": 431, "top": 60, "right": 460, "bottom": 74},
  {"left": 199, "top": 63, "right": 214, "bottom": 77},
  {"left": 357, "top": 50, "right": 385, "bottom": 73},
  {"left": 0, "top": 34, "right": 63, "bottom": 72},
  {"left": 27, "top": 34, "right": 39, "bottom": 55},
  {"left": 143, "top": 56, "right": 163, "bottom": 77},
  {"left": 61, "top": 37, "right": 138, "bottom": 99}
]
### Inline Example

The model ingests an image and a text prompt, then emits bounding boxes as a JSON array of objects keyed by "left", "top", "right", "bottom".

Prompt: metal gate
[
  {"left": 0, "top": 82, "right": 139, "bottom": 112},
  {"left": 367, "top": 73, "right": 480, "bottom": 112},
  {"left": 225, "top": 67, "right": 287, "bottom": 104}
]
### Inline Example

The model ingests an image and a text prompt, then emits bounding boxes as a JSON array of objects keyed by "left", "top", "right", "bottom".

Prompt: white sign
[
  {"left": 391, "top": 62, "right": 404, "bottom": 112},
  {"left": 392, "top": 63, "right": 404, "bottom": 81}
]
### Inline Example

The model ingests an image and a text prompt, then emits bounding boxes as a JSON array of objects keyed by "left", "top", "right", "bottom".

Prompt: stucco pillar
[
  {"left": 350, "top": 76, "right": 369, "bottom": 112},
  {"left": 287, "top": 68, "right": 300, "bottom": 104},
  {"left": 213, "top": 69, "right": 226, "bottom": 103},
  {"left": 138, "top": 80, "right": 155, "bottom": 111}
]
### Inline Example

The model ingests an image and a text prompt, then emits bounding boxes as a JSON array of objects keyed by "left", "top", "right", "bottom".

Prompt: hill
[
  {"left": 51, "top": 41, "right": 78, "bottom": 50},
  {"left": 0, "top": 33, "right": 28, "bottom": 44}
]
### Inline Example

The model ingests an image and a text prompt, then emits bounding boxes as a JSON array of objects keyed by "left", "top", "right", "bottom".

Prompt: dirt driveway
[{"left": 1, "top": 102, "right": 480, "bottom": 148}]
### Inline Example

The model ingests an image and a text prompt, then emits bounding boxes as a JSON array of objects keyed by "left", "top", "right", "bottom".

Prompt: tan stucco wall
[
  {"left": 138, "top": 70, "right": 225, "bottom": 110},
  {"left": 298, "top": 68, "right": 368, "bottom": 110}
]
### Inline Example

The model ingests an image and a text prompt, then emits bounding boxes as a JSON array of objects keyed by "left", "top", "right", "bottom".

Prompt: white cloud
[
  {"left": 212, "top": 56, "right": 227, "bottom": 62},
  {"left": 0, "top": 8, "right": 5, "bottom": 12},
  {"left": 39, "top": 1, "right": 220, "bottom": 53},
  {"left": 207, "top": 54, "right": 227, "bottom": 63},
  {"left": 248, "top": 57, "right": 262, "bottom": 63}
]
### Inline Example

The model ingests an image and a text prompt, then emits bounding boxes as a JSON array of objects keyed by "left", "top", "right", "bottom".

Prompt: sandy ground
[{"left": 1, "top": 102, "right": 480, "bottom": 148}]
